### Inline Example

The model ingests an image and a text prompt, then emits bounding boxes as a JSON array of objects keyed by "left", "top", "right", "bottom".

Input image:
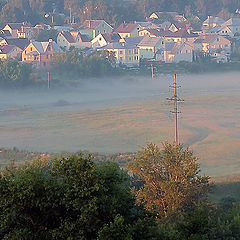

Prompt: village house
[
  {"left": 114, "top": 22, "right": 140, "bottom": 38},
  {"left": 17, "top": 26, "right": 32, "bottom": 39},
  {"left": 149, "top": 12, "right": 186, "bottom": 22},
  {"left": 169, "top": 22, "right": 191, "bottom": 32},
  {"left": 221, "top": 18, "right": 240, "bottom": 36},
  {"left": 0, "top": 38, "right": 30, "bottom": 51},
  {"left": 163, "top": 29, "right": 198, "bottom": 44},
  {"left": 78, "top": 20, "right": 113, "bottom": 40},
  {"left": 138, "top": 36, "right": 165, "bottom": 59},
  {"left": 22, "top": 39, "right": 62, "bottom": 68},
  {"left": 98, "top": 40, "right": 140, "bottom": 67},
  {"left": 91, "top": 33, "right": 121, "bottom": 49},
  {"left": 2, "top": 23, "right": 25, "bottom": 38},
  {"left": 202, "top": 16, "right": 225, "bottom": 31},
  {"left": 194, "top": 33, "right": 231, "bottom": 53},
  {"left": 57, "top": 31, "right": 91, "bottom": 50},
  {"left": 163, "top": 41, "right": 193, "bottom": 63},
  {"left": 138, "top": 28, "right": 162, "bottom": 37},
  {"left": 0, "top": 45, "right": 22, "bottom": 60},
  {"left": 207, "top": 25, "right": 234, "bottom": 38}
]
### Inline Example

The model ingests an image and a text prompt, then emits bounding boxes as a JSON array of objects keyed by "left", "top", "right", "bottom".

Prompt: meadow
[{"left": 0, "top": 72, "right": 239, "bottom": 180}]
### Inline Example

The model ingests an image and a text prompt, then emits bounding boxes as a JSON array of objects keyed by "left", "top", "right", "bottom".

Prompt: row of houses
[{"left": 0, "top": 13, "right": 239, "bottom": 67}]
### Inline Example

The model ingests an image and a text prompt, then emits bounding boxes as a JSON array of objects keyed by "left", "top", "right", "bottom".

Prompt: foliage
[
  {"left": 0, "top": 155, "right": 154, "bottom": 239},
  {"left": 127, "top": 142, "right": 210, "bottom": 218},
  {"left": 0, "top": 0, "right": 240, "bottom": 25},
  {"left": 0, "top": 59, "right": 42, "bottom": 87},
  {"left": 52, "top": 49, "right": 119, "bottom": 79}
]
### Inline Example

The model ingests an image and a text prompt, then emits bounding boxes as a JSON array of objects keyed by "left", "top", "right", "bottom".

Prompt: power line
[{"left": 166, "top": 73, "right": 184, "bottom": 144}]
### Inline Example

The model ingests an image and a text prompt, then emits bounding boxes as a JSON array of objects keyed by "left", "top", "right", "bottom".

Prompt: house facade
[
  {"left": 164, "top": 42, "right": 193, "bottom": 63},
  {"left": 98, "top": 41, "right": 140, "bottom": 67},
  {"left": 91, "top": 33, "right": 121, "bottom": 49},
  {"left": 194, "top": 34, "right": 231, "bottom": 53},
  {"left": 22, "top": 39, "right": 62, "bottom": 68},
  {"left": 0, "top": 45, "right": 22, "bottom": 60},
  {"left": 114, "top": 23, "right": 140, "bottom": 38},
  {"left": 138, "top": 36, "right": 165, "bottom": 59},
  {"left": 57, "top": 31, "right": 91, "bottom": 50},
  {"left": 79, "top": 20, "right": 113, "bottom": 40}
]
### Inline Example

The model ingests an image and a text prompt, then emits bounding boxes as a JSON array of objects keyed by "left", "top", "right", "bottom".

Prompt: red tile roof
[{"left": 114, "top": 23, "right": 138, "bottom": 33}]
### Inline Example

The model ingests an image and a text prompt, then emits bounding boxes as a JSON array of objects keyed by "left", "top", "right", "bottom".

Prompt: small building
[
  {"left": 22, "top": 39, "right": 62, "bottom": 68},
  {"left": 0, "top": 38, "right": 30, "bottom": 51},
  {"left": 221, "top": 18, "right": 240, "bottom": 36},
  {"left": 0, "top": 45, "right": 22, "bottom": 60},
  {"left": 98, "top": 41, "right": 140, "bottom": 67},
  {"left": 2, "top": 23, "right": 25, "bottom": 38},
  {"left": 149, "top": 12, "right": 186, "bottom": 22},
  {"left": 114, "top": 23, "right": 140, "bottom": 38},
  {"left": 202, "top": 16, "right": 225, "bottom": 31},
  {"left": 194, "top": 34, "right": 231, "bottom": 53},
  {"left": 57, "top": 31, "right": 91, "bottom": 50},
  {"left": 164, "top": 42, "right": 193, "bottom": 63},
  {"left": 91, "top": 33, "right": 121, "bottom": 49},
  {"left": 138, "top": 36, "right": 165, "bottom": 59},
  {"left": 17, "top": 26, "right": 32, "bottom": 39},
  {"left": 78, "top": 20, "right": 113, "bottom": 40}
]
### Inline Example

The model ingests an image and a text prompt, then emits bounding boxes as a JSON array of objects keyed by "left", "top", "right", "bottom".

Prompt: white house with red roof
[{"left": 114, "top": 23, "right": 141, "bottom": 38}]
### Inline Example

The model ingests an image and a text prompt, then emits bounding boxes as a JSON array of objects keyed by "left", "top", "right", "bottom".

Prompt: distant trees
[
  {"left": 127, "top": 142, "right": 210, "bottom": 218},
  {"left": 0, "top": 0, "right": 240, "bottom": 25}
]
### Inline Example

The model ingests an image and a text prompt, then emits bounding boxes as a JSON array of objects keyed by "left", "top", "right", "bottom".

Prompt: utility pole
[
  {"left": 167, "top": 73, "right": 183, "bottom": 145},
  {"left": 47, "top": 72, "right": 50, "bottom": 89},
  {"left": 69, "top": 8, "right": 72, "bottom": 24},
  {"left": 173, "top": 73, "right": 178, "bottom": 144},
  {"left": 151, "top": 64, "right": 154, "bottom": 79}
]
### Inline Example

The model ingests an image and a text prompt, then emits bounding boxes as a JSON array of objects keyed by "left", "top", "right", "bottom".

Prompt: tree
[
  {"left": 0, "top": 155, "right": 154, "bottom": 239},
  {"left": 127, "top": 142, "right": 211, "bottom": 218}
]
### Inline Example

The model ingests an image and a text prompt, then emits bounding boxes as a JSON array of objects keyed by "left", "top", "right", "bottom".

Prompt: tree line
[
  {"left": 0, "top": 142, "right": 240, "bottom": 239},
  {"left": 1, "top": 0, "right": 240, "bottom": 26}
]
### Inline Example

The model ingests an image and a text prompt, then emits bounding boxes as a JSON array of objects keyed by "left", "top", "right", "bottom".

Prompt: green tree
[
  {"left": 127, "top": 142, "right": 211, "bottom": 218},
  {"left": 0, "top": 155, "right": 154, "bottom": 239}
]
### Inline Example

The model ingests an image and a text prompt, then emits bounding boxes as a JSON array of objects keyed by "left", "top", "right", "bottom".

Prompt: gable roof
[
  {"left": 163, "top": 29, "right": 198, "bottom": 38},
  {"left": 3, "top": 23, "right": 23, "bottom": 31},
  {"left": 203, "top": 16, "right": 224, "bottom": 26},
  {"left": 138, "top": 36, "right": 163, "bottom": 47},
  {"left": 101, "top": 33, "right": 121, "bottom": 42},
  {"left": 101, "top": 41, "right": 137, "bottom": 50},
  {"left": 121, "top": 36, "right": 144, "bottom": 46},
  {"left": 82, "top": 20, "right": 103, "bottom": 29},
  {"left": 3, "top": 38, "right": 29, "bottom": 50},
  {"left": 81, "top": 20, "right": 112, "bottom": 30},
  {"left": 30, "top": 40, "right": 62, "bottom": 54},
  {"left": 223, "top": 17, "right": 240, "bottom": 26},
  {"left": 59, "top": 31, "right": 90, "bottom": 43},
  {"left": 0, "top": 45, "right": 17, "bottom": 54},
  {"left": 114, "top": 23, "right": 139, "bottom": 33}
]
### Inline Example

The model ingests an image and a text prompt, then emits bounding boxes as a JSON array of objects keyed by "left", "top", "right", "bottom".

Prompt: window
[
  {"left": 119, "top": 50, "right": 123, "bottom": 54},
  {"left": 46, "top": 54, "right": 48, "bottom": 59},
  {"left": 30, "top": 47, "right": 32, "bottom": 51}
]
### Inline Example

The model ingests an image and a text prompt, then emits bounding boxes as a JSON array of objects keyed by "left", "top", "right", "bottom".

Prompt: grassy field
[{"left": 0, "top": 73, "right": 239, "bottom": 181}]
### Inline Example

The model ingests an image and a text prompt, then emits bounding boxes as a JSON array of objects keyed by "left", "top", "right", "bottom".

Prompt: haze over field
[{"left": 0, "top": 72, "right": 239, "bottom": 179}]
